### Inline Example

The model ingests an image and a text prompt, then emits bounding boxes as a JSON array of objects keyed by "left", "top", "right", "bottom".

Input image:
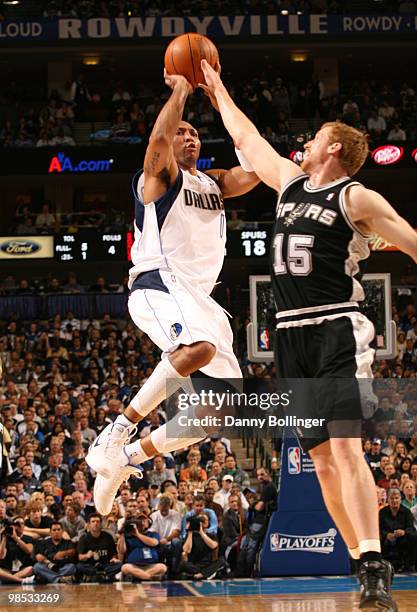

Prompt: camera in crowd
[
  {"left": 0, "top": 517, "right": 16, "bottom": 536},
  {"left": 123, "top": 514, "right": 150, "bottom": 536},
  {"left": 187, "top": 516, "right": 204, "bottom": 532}
]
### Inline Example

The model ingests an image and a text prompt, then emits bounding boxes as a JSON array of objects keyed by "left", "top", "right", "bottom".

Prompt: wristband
[{"left": 235, "top": 147, "right": 254, "bottom": 172}]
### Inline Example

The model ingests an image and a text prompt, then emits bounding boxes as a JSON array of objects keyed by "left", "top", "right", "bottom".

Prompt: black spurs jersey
[{"left": 270, "top": 174, "right": 370, "bottom": 321}]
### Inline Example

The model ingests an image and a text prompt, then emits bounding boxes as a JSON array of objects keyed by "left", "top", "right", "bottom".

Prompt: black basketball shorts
[{"left": 274, "top": 312, "right": 375, "bottom": 452}]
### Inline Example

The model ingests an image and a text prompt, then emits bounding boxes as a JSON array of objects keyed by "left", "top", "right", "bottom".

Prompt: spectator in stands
[
  {"left": 24, "top": 503, "right": 53, "bottom": 540},
  {"left": 401, "top": 481, "right": 417, "bottom": 510},
  {"left": 118, "top": 514, "right": 167, "bottom": 581},
  {"left": 5, "top": 495, "right": 19, "bottom": 518},
  {"left": 0, "top": 515, "right": 35, "bottom": 584},
  {"left": 221, "top": 454, "right": 251, "bottom": 488},
  {"left": 179, "top": 513, "right": 226, "bottom": 580},
  {"left": 388, "top": 123, "right": 407, "bottom": 141},
  {"left": 377, "top": 487, "right": 388, "bottom": 510},
  {"left": 62, "top": 273, "right": 83, "bottom": 293},
  {"left": 204, "top": 485, "right": 223, "bottom": 525},
  {"left": 76, "top": 513, "right": 121, "bottom": 583},
  {"left": 377, "top": 463, "right": 400, "bottom": 490},
  {"left": 117, "top": 498, "right": 139, "bottom": 532},
  {"left": 102, "top": 501, "right": 121, "bottom": 538},
  {"left": 35, "top": 203, "right": 56, "bottom": 234},
  {"left": 181, "top": 495, "right": 218, "bottom": 540},
  {"left": 33, "top": 522, "right": 77, "bottom": 583},
  {"left": 379, "top": 488, "right": 417, "bottom": 571},
  {"left": 147, "top": 455, "right": 176, "bottom": 487},
  {"left": 41, "top": 452, "right": 70, "bottom": 489},
  {"left": 214, "top": 474, "right": 234, "bottom": 510},
  {"left": 253, "top": 468, "right": 277, "bottom": 524},
  {"left": 79, "top": 416, "right": 97, "bottom": 445},
  {"left": 150, "top": 494, "right": 182, "bottom": 575},
  {"left": 365, "top": 438, "right": 383, "bottom": 471},
  {"left": 221, "top": 494, "right": 246, "bottom": 569},
  {"left": 367, "top": 110, "right": 387, "bottom": 138},
  {"left": 59, "top": 502, "right": 86, "bottom": 542}
]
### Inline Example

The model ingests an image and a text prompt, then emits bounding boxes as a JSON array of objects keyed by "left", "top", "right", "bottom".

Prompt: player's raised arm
[
  {"left": 346, "top": 185, "right": 417, "bottom": 262},
  {"left": 205, "top": 166, "right": 260, "bottom": 199},
  {"left": 200, "top": 60, "right": 303, "bottom": 193},
  {"left": 142, "top": 72, "right": 192, "bottom": 204}
]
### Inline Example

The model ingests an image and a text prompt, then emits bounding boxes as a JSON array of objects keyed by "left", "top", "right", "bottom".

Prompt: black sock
[{"left": 360, "top": 551, "right": 382, "bottom": 564}]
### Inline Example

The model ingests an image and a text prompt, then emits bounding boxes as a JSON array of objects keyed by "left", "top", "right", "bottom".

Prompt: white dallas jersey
[{"left": 129, "top": 168, "right": 226, "bottom": 295}]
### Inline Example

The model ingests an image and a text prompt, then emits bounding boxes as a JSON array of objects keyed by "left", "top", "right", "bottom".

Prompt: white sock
[
  {"left": 125, "top": 440, "right": 151, "bottom": 465},
  {"left": 150, "top": 424, "right": 206, "bottom": 454},
  {"left": 125, "top": 411, "right": 207, "bottom": 465},
  {"left": 348, "top": 546, "right": 361, "bottom": 560},
  {"left": 359, "top": 539, "right": 381, "bottom": 554},
  {"left": 129, "top": 358, "right": 185, "bottom": 418}
]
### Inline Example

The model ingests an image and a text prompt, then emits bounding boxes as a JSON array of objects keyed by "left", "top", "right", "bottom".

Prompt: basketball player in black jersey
[{"left": 200, "top": 60, "right": 417, "bottom": 611}]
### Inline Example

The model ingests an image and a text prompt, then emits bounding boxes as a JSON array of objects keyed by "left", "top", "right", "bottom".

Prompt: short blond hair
[{"left": 322, "top": 121, "right": 369, "bottom": 176}]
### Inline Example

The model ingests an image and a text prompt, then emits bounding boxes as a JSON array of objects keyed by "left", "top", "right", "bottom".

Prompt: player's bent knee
[{"left": 184, "top": 341, "right": 216, "bottom": 368}]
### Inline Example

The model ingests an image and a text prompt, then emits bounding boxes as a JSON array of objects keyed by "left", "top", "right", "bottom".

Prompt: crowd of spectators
[
  {"left": 0, "top": 309, "right": 279, "bottom": 584},
  {"left": 2, "top": 66, "right": 417, "bottom": 150},
  {"left": 1, "top": 291, "right": 417, "bottom": 582},
  {"left": 0, "top": 274, "right": 130, "bottom": 296},
  {"left": 9, "top": 198, "right": 126, "bottom": 237}
]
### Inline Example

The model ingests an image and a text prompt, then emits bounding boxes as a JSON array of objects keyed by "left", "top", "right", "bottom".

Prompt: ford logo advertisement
[
  {"left": 0, "top": 236, "right": 53, "bottom": 259},
  {"left": 371, "top": 145, "right": 404, "bottom": 165},
  {"left": 0, "top": 240, "right": 40, "bottom": 255}
]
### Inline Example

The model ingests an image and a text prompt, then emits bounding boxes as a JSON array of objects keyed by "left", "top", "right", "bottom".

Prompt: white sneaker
[
  {"left": 86, "top": 421, "right": 137, "bottom": 478},
  {"left": 21, "top": 576, "right": 35, "bottom": 584},
  {"left": 93, "top": 448, "right": 143, "bottom": 516}
]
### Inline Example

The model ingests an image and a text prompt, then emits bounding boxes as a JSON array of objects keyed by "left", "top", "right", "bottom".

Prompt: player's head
[
  {"left": 301, "top": 122, "right": 369, "bottom": 177},
  {"left": 173, "top": 121, "right": 201, "bottom": 170}
]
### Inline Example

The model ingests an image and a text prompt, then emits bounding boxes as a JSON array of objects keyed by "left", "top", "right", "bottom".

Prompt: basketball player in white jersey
[
  {"left": 199, "top": 61, "right": 417, "bottom": 610},
  {"left": 86, "top": 71, "right": 259, "bottom": 515}
]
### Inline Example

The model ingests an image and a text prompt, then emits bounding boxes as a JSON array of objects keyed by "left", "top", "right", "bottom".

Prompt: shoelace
[
  {"left": 362, "top": 569, "right": 382, "bottom": 592},
  {"left": 104, "top": 424, "right": 138, "bottom": 458}
]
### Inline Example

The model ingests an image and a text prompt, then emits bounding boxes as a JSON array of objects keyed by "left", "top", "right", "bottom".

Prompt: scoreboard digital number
[
  {"left": 226, "top": 228, "right": 272, "bottom": 258},
  {"left": 54, "top": 231, "right": 126, "bottom": 262}
]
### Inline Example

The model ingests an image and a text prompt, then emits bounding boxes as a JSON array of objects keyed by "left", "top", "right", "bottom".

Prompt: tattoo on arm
[{"left": 145, "top": 151, "right": 161, "bottom": 174}]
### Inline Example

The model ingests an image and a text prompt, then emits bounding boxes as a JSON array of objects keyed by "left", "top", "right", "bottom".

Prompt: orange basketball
[{"left": 164, "top": 33, "right": 219, "bottom": 90}]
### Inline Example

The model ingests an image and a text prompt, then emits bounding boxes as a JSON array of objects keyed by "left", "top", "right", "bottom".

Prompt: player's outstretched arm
[
  {"left": 347, "top": 185, "right": 417, "bottom": 262},
  {"left": 142, "top": 72, "right": 192, "bottom": 204},
  {"left": 200, "top": 60, "right": 302, "bottom": 193}
]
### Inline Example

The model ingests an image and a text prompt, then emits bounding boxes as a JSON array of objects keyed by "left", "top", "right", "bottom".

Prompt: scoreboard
[
  {"left": 54, "top": 231, "right": 126, "bottom": 262},
  {"left": 0, "top": 228, "right": 272, "bottom": 263}
]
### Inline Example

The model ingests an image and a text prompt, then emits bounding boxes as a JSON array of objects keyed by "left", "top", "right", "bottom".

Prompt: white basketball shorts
[{"left": 128, "top": 269, "right": 242, "bottom": 379}]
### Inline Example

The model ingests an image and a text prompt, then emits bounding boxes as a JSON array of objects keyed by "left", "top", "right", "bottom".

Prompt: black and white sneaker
[{"left": 358, "top": 560, "right": 397, "bottom": 611}]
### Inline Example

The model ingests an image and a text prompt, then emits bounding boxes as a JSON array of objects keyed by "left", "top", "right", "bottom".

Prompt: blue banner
[
  {"left": 0, "top": 14, "right": 415, "bottom": 42},
  {"left": 259, "top": 430, "right": 350, "bottom": 576}
]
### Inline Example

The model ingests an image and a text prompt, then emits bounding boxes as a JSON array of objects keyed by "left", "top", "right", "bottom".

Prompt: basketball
[{"left": 164, "top": 33, "right": 219, "bottom": 89}]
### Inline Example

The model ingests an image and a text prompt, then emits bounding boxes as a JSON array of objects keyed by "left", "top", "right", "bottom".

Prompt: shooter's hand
[{"left": 164, "top": 69, "right": 193, "bottom": 95}]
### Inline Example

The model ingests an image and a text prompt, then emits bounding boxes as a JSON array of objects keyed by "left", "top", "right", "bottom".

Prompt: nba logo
[
  {"left": 288, "top": 447, "right": 301, "bottom": 474},
  {"left": 270, "top": 533, "right": 280, "bottom": 551},
  {"left": 259, "top": 328, "right": 269, "bottom": 350}
]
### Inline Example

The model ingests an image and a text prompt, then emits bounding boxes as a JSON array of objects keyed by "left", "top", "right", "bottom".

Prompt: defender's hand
[
  {"left": 199, "top": 59, "right": 222, "bottom": 91},
  {"left": 164, "top": 69, "right": 193, "bottom": 94}
]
